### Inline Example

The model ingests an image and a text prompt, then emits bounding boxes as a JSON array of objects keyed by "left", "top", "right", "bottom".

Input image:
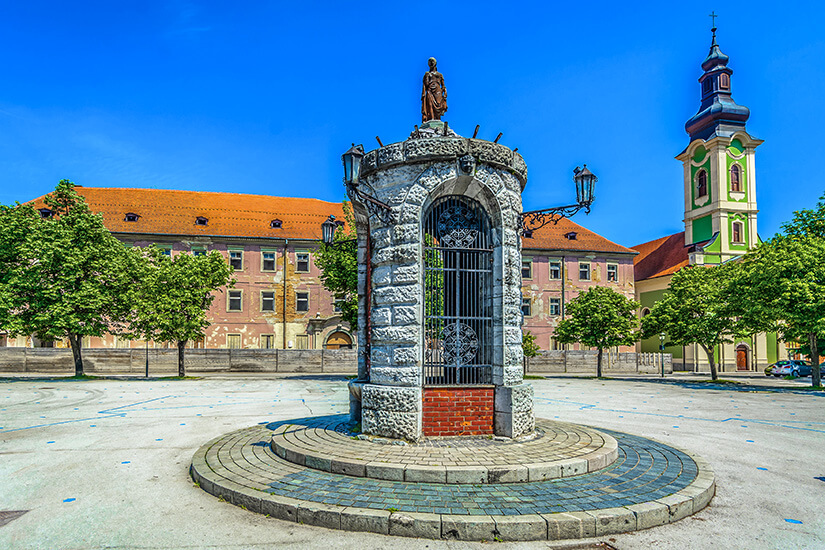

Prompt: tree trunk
[
  {"left": 596, "top": 348, "right": 603, "bottom": 378},
  {"left": 810, "top": 332, "right": 821, "bottom": 388},
  {"left": 67, "top": 334, "right": 84, "bottom": 377},
  {"left": 700, "top": 343, "right": 718, "bottom": 381},
  {"left": 177, "top": 340, "right": 186, "bottom": 378}
]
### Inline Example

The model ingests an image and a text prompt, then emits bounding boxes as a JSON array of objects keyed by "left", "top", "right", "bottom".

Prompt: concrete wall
[
  {"left": 0, "top": 348, "right": 356, "bottom": 375},
  {"left": 526, "top": 350, "right": 672, "bottom": 375}
]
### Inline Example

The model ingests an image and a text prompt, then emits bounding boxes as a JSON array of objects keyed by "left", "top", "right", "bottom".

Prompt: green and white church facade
[{"left": 632, "top": 26, "right": 785, "bottom": 372}]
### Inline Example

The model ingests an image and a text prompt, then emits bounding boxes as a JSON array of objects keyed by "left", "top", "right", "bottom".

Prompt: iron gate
[{"left": 423, "top": 196, "right": 493, "bottom": 385}]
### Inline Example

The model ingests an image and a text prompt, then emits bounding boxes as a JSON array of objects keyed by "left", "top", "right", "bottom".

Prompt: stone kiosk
[{"left": 347, "top": 84, "right": 534, "bottom": 441}]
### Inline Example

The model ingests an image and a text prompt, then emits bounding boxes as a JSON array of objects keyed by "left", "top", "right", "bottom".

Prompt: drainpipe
[
  {"left": 365, "top": 233, "right": 372, "bottom": 380},
  {"left": 282, "top": 239, "right": 289, "bottom": 349},
  {"left": 560, "top": 255, "right": 566, "bottom": 317}
]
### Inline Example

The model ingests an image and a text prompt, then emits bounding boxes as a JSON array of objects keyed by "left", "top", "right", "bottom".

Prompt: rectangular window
[
  {"left": 228, "top": 290, "right": 243, "bottom": 312},
  {"left": 296, "top": 291, "right": 309, "bottom": 312},
  {"left": 549, "top": 298, "right": 561, "bottom": 316},
  {"left": 261, "top": 291, "right": 276, "bottom": 312},
  {"left": 227, "top": 334, "right": 241, "bottom": 349},
  {"left": 295, "top": 334, "right": 310, "bottom": 349},
  {"left": 333, "top": 295, "right": 344, "bottom": 313},
  {"left": 732, "top": 222, "right": 743, "bottom": 243},
  {"left": 521, "top": 259, "right": 532, "bottom": 279},
  {"left": 607, "top": 264, "right": 618, "bottom": 282},
  {"left": 549, "top": 261, "right": 561, "bottom": 280},
  {"left": 192, "top": 247, "right": 207, "bottom": 257},
  {"left": 296, "top": 252, "right": 310, "bottom": 273},
  {"left": 521, "top": 297, "right": 532, "bottom": 317},
  {"left": 262, "top": 251, "right": 276, "bottom": 271},
  {"left": 229, "top": 250, "right": 243, "bottom": 271},
  {"left": 157, "top": 244, "right": 172, "bottom": 256},
  {"left": 579, "top": 262, "right": 591, "bottom": 281},
  {"left": 260, "top": 334, "right": 275, "bottom": 349}
]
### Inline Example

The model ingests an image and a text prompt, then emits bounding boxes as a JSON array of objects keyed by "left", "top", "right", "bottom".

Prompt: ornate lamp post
[
  {"left": 340, "top": 144, "right": 393, "bottom": 223},
  {"left": 520, "top": 165, "right": 598, "bottom": 237}
]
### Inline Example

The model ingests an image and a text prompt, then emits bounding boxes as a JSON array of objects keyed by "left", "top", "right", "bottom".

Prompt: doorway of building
[
  {"left": 736, "top": 344, "right": 749, "bottom": 371},
  {"left": 325, "top": 331, "right": 352, "bottom": 349}
]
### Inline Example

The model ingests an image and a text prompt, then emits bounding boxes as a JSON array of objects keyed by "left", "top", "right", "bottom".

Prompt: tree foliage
[
  {"left": 734, "top": 234, "right": 825, "bottom": 387},
  {"left": 0, "top": 180, "right": 135, "bottom": 375},
  {"left": 315, "top": 202, "right": 358, "bottom": 329},
  {"left": 128, "top": 247, "right": 234, "bottom": 377},
  {"left": 522, "top": 330, "right": 541, "bottom": 358},
  {"left": 554, "top": 286, "right": 640, "bottom": 377},
  {"left": 643, "top": 263, "right": 742, "bottom": 381}
]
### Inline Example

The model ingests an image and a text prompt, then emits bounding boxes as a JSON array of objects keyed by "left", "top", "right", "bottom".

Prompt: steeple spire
[{"left": 684, "top": 20, "right": 749, "bottom": 141}]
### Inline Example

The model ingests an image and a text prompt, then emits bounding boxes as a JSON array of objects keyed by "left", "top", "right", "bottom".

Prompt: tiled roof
[
  {"left": 31, "top": 187, "right": 345, "bottom": 241},
  {"left": 521, "top": 217, "right": 637, "bottom": 255},
  {"left": 632, "top": 232, "right": 689, "bottom": 281}
]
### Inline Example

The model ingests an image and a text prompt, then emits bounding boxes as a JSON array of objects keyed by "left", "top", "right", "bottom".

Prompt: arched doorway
[
  {"left": 736, "top": 344, "right": 749, "bottom": 371},
  {"left": 423, "top": 196, "right": 493, "bottom": 385},
  {"left": 325, "top": 331, "right": 352, "bottom": 350}
]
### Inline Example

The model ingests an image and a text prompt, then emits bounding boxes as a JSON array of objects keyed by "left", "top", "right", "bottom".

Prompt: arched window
[
  {"left": 730, "top": 164, "right": 741, "bottom": 192},
  {"left": 696, "top": 170, "right": 708, "bottom": 198},
  {"left": 732, "top": 221, "right": 743, "bottom": 243},
  {"left": 720, "top": 73, "right": 730, "bottom": 90},
  {"left": 641, "top": 307, "right": 651, "bottom": 318}
]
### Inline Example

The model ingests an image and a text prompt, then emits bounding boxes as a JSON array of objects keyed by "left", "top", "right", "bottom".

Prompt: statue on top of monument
[{"left": 421, "top": 57, "right": 447, "bottom": 123}]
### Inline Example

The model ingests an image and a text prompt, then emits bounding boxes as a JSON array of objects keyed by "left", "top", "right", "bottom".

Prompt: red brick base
[{"left": 422, "top": 387, "right": 494, "bottom": 436}]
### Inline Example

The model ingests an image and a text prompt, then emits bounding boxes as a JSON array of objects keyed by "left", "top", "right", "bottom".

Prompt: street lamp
[
  {"left": 659, "top": 332, "right": 667, "bottom": 378},
  {"left": 322, "top": 215, "right": 337, "bottom": 246},
  {"left": 520, "top": 165, "right": 599, "bottom": 237},
  {"left": 341, "top": 144, "right": 365, "bottom": 186}
]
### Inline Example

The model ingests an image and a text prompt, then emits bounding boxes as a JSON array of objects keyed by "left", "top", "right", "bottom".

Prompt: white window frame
[
  {"left": 296, "top": 291, "right": 309, "bottom": 313},
  {"left": 549, "top": 298, "right": 561, "bottom": 316},
  {"left": 227, "top": 289, "right": 243, "bottom": 312},
  {"left": 549, "top": 260, "right": 561, "bottom": 280},
  {"left": 521, "top": 258, "right": 532, "bottom": 280},
  {"left": 296, "top": 251, "right": 311, "bottom": 273},
  {"left": 607, "top": 263, "right": 618, "bottom": 282},
  {"left": 261, "top": 291, "right": 276, "bottom": 312},
  {"left": 579, "top": 262, "right": 591, "bottom": 281},
  {"left": 521, "top": 297, "right": 532, "bottom": 317},
  {"left": 228, "top": 248, "right": 244, "bottom": 271},
  {"left": 261, "top": 250, "right": 277, "bottom": 272}
]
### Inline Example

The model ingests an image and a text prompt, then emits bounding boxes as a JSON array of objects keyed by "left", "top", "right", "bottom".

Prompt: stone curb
[
  {"left": 269, "top": 420, "right": 619, "bottom": 484},
  {"left": 191, "top": 426, "right": 716, "bottom": 541}
]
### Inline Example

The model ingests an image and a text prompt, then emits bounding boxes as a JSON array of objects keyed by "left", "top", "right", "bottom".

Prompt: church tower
[{"left": 676, "top": 24, "right": 763, "bottom": 265}]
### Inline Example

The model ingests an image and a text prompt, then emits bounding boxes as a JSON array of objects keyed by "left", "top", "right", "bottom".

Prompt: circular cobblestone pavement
[{"left": 191, "top": 415, "right": 716, "bottom": 541}]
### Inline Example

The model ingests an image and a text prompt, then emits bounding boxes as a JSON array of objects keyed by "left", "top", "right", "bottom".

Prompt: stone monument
[{"left": 347, "top": 59, "right": 534, "bottom": 441}]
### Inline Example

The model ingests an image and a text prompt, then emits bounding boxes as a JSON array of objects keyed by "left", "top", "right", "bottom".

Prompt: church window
[
  {"left": 720, "top": 73, "right": 730, "bottom": 90},
  {"left": 730, "top": 164, "right": 741, "bottom": 192},
  {"left": 702, "top": 78, "right": 712, "bottom": 94},
  {"left": 696, "top": 170, "right": 708, "bottom": 198},
  {"left": 732, "top": 221, "right": 743, "bottom": 243}
]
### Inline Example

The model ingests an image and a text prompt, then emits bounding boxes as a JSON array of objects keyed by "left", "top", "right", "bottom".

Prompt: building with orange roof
[
  {"left": 630, "top": 27, "right": 784, "bottom": 372},
  {"left": 10, "top": 187, "right": 356, "bottom": 351},
  {"left": 520, "top": 217, "right": 637, "bottom": 351}
]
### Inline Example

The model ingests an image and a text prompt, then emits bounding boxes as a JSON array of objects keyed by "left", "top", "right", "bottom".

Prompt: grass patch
[
  {"left": 523, "top": 374, "right": 545, "bottom": 380},
  {"left": 157, "top": 376, "right": 202, "bottom": 380},
  {"left": 692, "top": 379, "right": 743, "bottom": 384}
]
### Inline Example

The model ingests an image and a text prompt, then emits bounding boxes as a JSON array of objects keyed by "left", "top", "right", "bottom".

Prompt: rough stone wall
[
  {"left": 422, "top": 387, "right": 494, "bottom": 436},
  {"left": 352, "top": 136, "right": 534, "bottom": 440}
]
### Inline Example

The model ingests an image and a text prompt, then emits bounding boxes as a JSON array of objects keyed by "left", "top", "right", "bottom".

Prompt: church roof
[
  {"left": 522, "top": 217, "right": 637, "bottom": 256},
  {"left": 30, "top": 187, "right": 345, "bottom": 241},
  {"left": 632, "top": 232, "right": 690, "bottom": 281}
]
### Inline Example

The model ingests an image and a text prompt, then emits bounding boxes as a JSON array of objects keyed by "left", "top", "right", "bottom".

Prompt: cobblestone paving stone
[
  {"left": 270, "top": 415, "right": 618, "bottom": 480},
  {"left": 202, "top": 418, "right": 698, "bottom": 516}
]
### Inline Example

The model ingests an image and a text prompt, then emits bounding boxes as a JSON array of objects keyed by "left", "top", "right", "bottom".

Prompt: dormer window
[
  {"left": 565, "top": 231, "right": 577, "bottom": 240},
  {"left": 697, "top": 170, "right": 708, "bottom": 198},
  {"left": 38, "top": 208, "right": 54, "bottom": 218},
  {"left": 702, "top": 78, "right": 712, "bottom": 94},
  {"left": 195, "top": 216, "right": 208, "bottom": 226},
  {"left": 270, "top": 219, "right": 282, "bottom": 229},
  {"left": 730, "top": 164, "right": 741, "bottom": 192},
  {"left": 124, "top": 213, "right": 140, "bottom": 222}
]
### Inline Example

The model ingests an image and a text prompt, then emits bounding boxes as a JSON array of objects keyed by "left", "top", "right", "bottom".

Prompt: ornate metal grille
[{"left": 424, "top": 196, "right": 493, "bottom": 385}]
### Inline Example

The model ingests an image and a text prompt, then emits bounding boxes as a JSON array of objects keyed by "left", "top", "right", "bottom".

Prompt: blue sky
[{"left": 1, "top": 1, "right": 823, "bottom": 247}]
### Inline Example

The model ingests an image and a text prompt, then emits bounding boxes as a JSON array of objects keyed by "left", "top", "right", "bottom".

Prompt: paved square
[{"left": 0, "top": 374, "right": 823, "bottom": 548}]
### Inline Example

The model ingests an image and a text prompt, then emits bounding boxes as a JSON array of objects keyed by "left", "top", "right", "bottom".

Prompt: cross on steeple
[{"left": 709, "top": 11, "right": 718, "bottom": 30}]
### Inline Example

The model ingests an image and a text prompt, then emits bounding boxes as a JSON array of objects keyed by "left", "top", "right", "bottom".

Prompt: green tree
[
  {"left": 643, "top": 263, "right": 742, "bottom": 381},
  {"left": 315, "top": 202, "right": 358, "bottom": 329},
  {"left": 522, "top": 330, "right": 541, "bottom": 359},
  {"left": 0, "top": 180, "right": 134, "bottom": 375},
  {"left": 128, "top": 247, "right": 234, "bottom": 377},
  {"left": 734, "top": 235, "right": 825, "bottom": 387},
  {"left": 554, "top": 287, "right": 640, "bottom": 377}
]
